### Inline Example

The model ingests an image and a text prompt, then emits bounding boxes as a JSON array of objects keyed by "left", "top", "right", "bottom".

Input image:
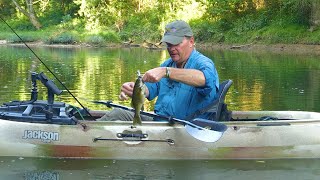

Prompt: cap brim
[{"left": 161, "top": 35, "right": 183, "bottom": 45}]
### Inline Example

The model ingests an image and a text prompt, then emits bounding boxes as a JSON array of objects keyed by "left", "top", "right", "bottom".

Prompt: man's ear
[
  {"left": 189, "top": 37, "right": 195, "bottom": 47},
  {"left": 189, "top": 36, "right": 195, "bottom": 45}
]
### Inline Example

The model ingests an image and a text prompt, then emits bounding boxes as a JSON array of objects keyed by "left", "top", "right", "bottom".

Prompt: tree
[
  {"left": 0, "top": 0, "right": 15, "bottom": 17},
  {"left": 310, "top": 1, "right": 320, "bottom": 30},
  {"left": 12, "top": 0, "right": 42, "bottom": 29}
]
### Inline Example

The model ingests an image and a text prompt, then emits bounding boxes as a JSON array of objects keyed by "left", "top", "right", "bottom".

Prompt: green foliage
[
  {"left": 0, "top": 21, "right": 8, "bottom": 31},
  {"left": 204, "top": 0, "right": 258, "bottom": 20},
  {"left": 1, "top": 0, "right": 319, "bottom": 45},
  {"left": 84, "top": 32, "right": 120, "bottom": 46},
  {"left": 233, "top": 13, "right": 269, "bottom": 32},
  {"left": 39, "top": 7, "right": 64, "bottom": 27},
  {"left": 5, "top": 19, "right": 37, "bottom": 31},
  {"left": 44, "top": 32, "right": 78, "bottom": 44},
  {"left": 0, "top": 32, "right": 11, "bottom": 40},
  {"left": 6, "top": 32, "right": 40, "bottom": 43},
  {"left": 271, "top": 0, "right": 311, "bottom": 26},
  {"left": 256, "top": 25, "right": 307, "bottom": 44},
  {"left": 0, "top": 0, "right": 15, "bottom": 17},
  {"left": 119, "top": 9, "right": 162, "bottom": 42},
  {"left": 57, "top": 17, "right": 86, "bottom": 32},
  {"left": 189, "top": 19, "right": 220, "bottom": 42},
  {"left": 302, "top": 30, "right": 320, "bottom": 45},
  {"left": 99, "top": 31, "right": 120, "bottom": 43},
  {"left": 84, "top": 35, "right": 105, "bottom": 46}
]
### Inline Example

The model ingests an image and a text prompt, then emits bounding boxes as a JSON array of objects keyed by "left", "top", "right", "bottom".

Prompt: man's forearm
[{"left": 168, "top": 68, "right": 205, "bottom": 87}]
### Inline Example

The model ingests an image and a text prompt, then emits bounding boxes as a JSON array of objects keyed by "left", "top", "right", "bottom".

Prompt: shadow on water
[{"left": 1, "top": 157, "right": 320, "bottom": 179}]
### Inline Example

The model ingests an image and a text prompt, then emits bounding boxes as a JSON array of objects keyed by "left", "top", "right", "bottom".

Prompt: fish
[{"left": 131, "top": 70, "right": 146, "bottom": 126}]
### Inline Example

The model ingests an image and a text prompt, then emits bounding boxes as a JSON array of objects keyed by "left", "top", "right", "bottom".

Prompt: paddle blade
[
  {"left": 190, "top": 118, "right": 228, "bottom": 132},
  {"left": 185, "top": 125, "right": 224, "bottom": 143},
  {"left": 185, "top": 119, "right": 227, "bottom": 142}
]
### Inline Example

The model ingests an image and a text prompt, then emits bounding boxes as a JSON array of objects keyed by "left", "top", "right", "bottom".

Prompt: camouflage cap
[{"left": 161, "top": 20, "right": 193, "bottom": 45}]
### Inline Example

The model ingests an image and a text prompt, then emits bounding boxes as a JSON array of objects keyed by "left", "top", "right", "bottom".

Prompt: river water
[
  {"left": 0, "top": 45, "right": 320, "bottom": 179},
  {"left": 1, "top": 157, "right": 320, "bottom": 179}
]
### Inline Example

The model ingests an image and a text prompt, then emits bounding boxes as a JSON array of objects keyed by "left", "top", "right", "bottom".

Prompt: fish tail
[{"left": 133, "top": 113, "right": 142, "bottom": 126}]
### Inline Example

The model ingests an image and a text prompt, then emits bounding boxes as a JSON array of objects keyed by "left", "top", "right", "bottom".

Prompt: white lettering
[
  {"left": 22, "top": 130, "right": 59, "bottom": 143},
  {"left": 43, "top": 131, "right": 48, "bottom": 140}
]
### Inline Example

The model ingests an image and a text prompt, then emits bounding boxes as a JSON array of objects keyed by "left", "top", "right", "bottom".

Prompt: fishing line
[{"left": 0, "top": 15, "right": 92, "bottom": 117}]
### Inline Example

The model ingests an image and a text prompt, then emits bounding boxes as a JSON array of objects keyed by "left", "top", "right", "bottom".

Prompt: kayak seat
[{"left": 186, "top": 79, "right": 233, "bottom": 121}]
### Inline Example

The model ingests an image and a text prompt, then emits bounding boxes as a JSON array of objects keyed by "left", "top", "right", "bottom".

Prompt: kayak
[
  {"left": 1, "top": 71, "right": 320, "bottom": 159},
  {"left": 1, "top": 107, "right": 320, "bottom": 160}
]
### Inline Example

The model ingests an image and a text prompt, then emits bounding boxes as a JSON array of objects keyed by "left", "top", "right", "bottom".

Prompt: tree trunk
[
  {"left": 310, "top": 1, "right": 320, "bottom": 31},
  {"left": 12, "top": 0, "right": 42, "bottom": 30},
  {"left": 28, "top": 13, "right": 42, "bottom": 30}
]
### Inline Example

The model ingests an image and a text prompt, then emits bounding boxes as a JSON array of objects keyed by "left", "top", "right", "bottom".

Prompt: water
[
  {"left": 1, "top": 157, "right": 320, "bottom": 180},
  {"left": 1, "top": 45, "right": 319, "bottom": 112},
  {"left": 1, "top": 45, "right": 320, "bottom": 179},
  {"left": 0, "top": 46, "right": 167, "bottom": 111}
]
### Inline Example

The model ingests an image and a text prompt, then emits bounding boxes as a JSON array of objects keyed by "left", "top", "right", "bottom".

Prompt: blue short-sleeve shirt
[{"left": 145, "top": 49, "right": 219, "bottom": 120}]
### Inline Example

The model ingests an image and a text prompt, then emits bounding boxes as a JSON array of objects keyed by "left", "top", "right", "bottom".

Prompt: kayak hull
[{"left": 1, "top": 110, "right": 320, "bottom": 160}]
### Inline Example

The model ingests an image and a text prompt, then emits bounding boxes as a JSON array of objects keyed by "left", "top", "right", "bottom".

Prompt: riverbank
[
  {"left": 198, "top": 43, "right": 320, "bottom": 55},
  {"left": 2, "top": 39, "right": 320, "bottom": 55},
  {"left": 0, "top": 40, "right": 119, "bottom": 48}
]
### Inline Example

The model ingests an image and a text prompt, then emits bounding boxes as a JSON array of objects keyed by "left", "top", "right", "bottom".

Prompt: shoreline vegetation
[
  {"left": 1, "top": 39, "right": 320, "bottom": 56},
  {"left": 1, "top": 1, "right": 319, "bottom": 55}
]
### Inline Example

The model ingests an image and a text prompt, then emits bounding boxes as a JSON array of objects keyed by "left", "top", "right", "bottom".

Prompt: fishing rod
[{"left": 0, "top": 15, "right": 92, "bottom": 117}]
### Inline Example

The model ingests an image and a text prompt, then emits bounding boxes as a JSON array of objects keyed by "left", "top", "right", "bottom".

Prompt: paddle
[{"left": 93, "top": 100, "right": 228, "bottom": 143}]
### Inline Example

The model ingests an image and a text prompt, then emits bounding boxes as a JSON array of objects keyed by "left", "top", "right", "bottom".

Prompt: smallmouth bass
[{"left": 131, "top": 70, "right": 146, "bottom": 126}]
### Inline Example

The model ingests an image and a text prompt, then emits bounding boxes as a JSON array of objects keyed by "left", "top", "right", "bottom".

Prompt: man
[{"left": 98, "top": 20, "right": 219, "bottom": 121}]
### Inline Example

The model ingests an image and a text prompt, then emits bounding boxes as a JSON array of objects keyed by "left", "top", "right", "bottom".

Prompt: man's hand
[
  {"left": 118, "top": 82, "right": 134, "bottom": 100},
  {"left": 142, "top": 67, "right": 166, "bottom": 83}
]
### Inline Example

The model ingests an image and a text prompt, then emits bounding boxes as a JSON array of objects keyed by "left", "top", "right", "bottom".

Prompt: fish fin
[{"left": 133, "top": 113, "right": 142, "bottom": 126}]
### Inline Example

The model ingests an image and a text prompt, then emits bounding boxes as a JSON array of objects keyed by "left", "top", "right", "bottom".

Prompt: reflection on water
[
  {"left": 0, "top": 46, "right": 168, "bottom": 111},
  {"left": 1, "top": 46, "right": 320, "bottom": 179},
  {"left": 1, "top": 157, "right": 320, "bottom": 180},
  {"left": 1, "top": 46, "right": 319, "bottom": 112},
  {"left": 24, "top": 171, "right": 60, "bottom": 180},
  {"left": 204, "top": 49, "right": 320, "bottom": 112}
]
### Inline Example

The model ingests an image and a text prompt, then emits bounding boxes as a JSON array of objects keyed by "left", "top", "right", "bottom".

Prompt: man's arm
[
  {"left": 168, "top": 68, "right": 205, "bottom": 87},
  {"left": 142, "top": 67, "right": 205, "bottom": 87}
]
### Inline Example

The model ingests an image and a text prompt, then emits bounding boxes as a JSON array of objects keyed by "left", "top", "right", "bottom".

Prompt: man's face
[{"left": 166, "top": 37, "right": 194, "bottom": 66}]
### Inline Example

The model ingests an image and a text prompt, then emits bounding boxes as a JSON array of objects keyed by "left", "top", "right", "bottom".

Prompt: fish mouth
[{"left": 136, "top": 70, "right": 142, "bottom": 77}]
